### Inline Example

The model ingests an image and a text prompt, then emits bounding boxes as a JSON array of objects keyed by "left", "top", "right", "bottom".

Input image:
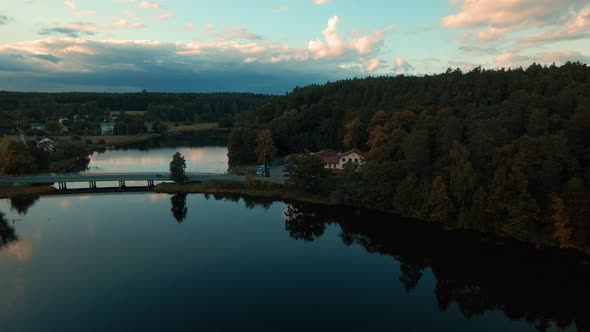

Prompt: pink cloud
[
  {"left": 313, "top": 0, "right": 333, "bottom": 4},
  {"left": 519, "top": 7, "right": 590, "bottom": 46},
  {"left": 442, "top": 0, "right": 585, "bottom": 29},
  {"left": 477, "top": 27, "right": 509, "bottom": 42},
  {"left": 139, "top": 1, "right": 160, "bottom": 9},
  {"left": 363, "top": 58, "right": 380, "bottom": 72},
  {"left": 494, "top": 53, "right": 529, "bottom": 65},
  {"left": 64, "top": 1, "right": 77, "bottom": 9},
  {"left": 115, "top": 20, "right": 145, "bottom": 29}
]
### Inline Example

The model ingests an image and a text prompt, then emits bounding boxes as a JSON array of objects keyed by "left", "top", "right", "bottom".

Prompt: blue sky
[{"left": 0, "top": 0, "right": 589, "bottom": 93}]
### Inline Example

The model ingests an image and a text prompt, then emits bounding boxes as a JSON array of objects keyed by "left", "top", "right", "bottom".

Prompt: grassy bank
[
  {"left": 0, "top": 185, "right": 56, "bottom": 199},
  {"left": 144, "top": 122, "right": 221, "bottom": 134},
  {"left": 81, "top": 135, "right": 157, "bottom": 146},
  {"left": 155, "top": 180, "right": 336, "bottom": 206}
]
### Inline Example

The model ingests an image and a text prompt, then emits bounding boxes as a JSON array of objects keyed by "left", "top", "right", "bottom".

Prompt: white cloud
[
  {"left": 0, "top": 15, "right": 393, "bottom": 92},
  {"left": 308, "top": 16, "right": 387, "bottom": 59},
  {"left": 313, "top": 0, "right": 332, "bottom": 4}
]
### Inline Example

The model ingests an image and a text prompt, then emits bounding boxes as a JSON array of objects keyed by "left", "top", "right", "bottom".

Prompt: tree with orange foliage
[
  {"left": 551, "top": 194, "right": 572, "bottom": 248},
  {"left": 343, "top": 118, "right": 363, "bottom": 149},
  {"left": 427, "top": 176, "right": 452, "bottom": 222}
]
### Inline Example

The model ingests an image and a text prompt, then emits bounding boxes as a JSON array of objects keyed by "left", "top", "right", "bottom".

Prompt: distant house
[
  {"left": 30, "top": 123, "right": 45, "bottom": 131},
  {"left": 101, "top": 121, "right": 116, "bottom": 136},
  {"left": 35, "top": 137, "right": 55, "bottom": 152},
  {"left": 318, "top": 148, "right": 367, "bottom": 174},
  {"left": 58, "top": 118, "right": 69, "bottom": 132}
]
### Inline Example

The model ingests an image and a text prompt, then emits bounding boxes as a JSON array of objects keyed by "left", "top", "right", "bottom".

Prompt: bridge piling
[{"left": 147, "top": 180, "right": 155, "bottom": 188}]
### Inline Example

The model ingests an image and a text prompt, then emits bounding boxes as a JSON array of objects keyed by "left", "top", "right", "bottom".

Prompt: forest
[
  {"left": 228, "top": 62, "right": 590, "bottom": 252},
  {"left": 0, "top": 91, "right": 268, "bottom": 133}
]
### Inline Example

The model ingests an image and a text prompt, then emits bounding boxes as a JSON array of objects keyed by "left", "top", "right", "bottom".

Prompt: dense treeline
[
  {"left": 229, "top": 62, "right": 590, "bottom": 251},
  {"left": 0, "top": 91, "right": 268, "bottom": 132}
]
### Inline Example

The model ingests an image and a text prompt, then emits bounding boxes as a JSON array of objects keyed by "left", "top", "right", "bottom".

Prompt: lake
[
  {"left": 86, "top": 146, "right": 229, "bottom": 174},
  {"left": 0, "top": 192, "right": 588, "bottom": 332}
]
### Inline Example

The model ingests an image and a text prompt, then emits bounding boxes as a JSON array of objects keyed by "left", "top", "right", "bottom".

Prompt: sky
[{"left": 0, "top": 0, "right": 589, "bottom": 94}]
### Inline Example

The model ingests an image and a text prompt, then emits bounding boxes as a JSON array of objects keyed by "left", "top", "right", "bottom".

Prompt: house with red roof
[
  {"left": 35, "top": 137, "right": 56, "bottom": 152},
  {"left": 318, "top": 148, "right": 367, "bottom": 174}
]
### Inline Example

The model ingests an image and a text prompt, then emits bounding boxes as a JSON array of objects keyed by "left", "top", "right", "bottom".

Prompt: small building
[
  {"left": 101, "top": 121, "right": 116, "bottom": 136},
  {"left": 318, "top": 148, "right": 367, "bottom": 174},
  {"left": 35, "top": 137, "right": 55, "bottom": 152},
  {"left": 30, "top": 123, "right": 45, "bottom": 131},
  {"left": 58, "top": 118, "right": 69, "bottom": 132}
]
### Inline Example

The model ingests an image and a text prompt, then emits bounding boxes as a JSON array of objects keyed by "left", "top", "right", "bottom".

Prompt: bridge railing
[{"left": 0, "top": 171, "right": 230, "bottom": 178}]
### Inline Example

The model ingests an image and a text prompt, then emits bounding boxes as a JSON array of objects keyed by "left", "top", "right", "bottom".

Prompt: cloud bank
[{"left": 0, "top": 16, "right": 390, "bottom": 93}]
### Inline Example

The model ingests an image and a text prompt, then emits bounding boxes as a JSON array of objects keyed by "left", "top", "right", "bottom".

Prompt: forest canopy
[{"left": 228, "top": 62, "right": 590, "bottom": 252}]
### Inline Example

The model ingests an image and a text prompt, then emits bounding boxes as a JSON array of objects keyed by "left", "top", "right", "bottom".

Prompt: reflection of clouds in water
[
  {"left": 149, "top": 194, "right": 168, "bottom": 202},
  {"left": 5, "top": 241, "right": 34, "bottom": 262},
  {"left": 60, "top": 199, "right": 72, "bottom": 210},
  {"left": 87, "top": 147, "right": 228, "bottom": 173},
  {"left": 125, "top": 193, "right": 169, "bottom": 204},
  {"left": 79, "top": 196, "right": 90, "bottom": 201}
]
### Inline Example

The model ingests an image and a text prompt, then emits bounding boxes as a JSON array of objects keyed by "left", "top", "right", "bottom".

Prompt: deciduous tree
[
  {"left": 255, "top": 129, "right": 277, "bottom": 177},
  {"left": 169, "top": 152, "right": 187, "bottom": 184}
]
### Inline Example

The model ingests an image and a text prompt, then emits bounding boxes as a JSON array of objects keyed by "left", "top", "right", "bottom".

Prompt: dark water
[{"left": 0, "top": 193, "right": 588, "bottom": 332}]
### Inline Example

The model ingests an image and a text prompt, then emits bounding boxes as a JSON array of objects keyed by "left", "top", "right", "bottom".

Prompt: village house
[
  {"left": 58, "top": 118, "right": 69, "bottom": 132},
  {"left": 101, "top": 119, "right": 116, "bottom": 136},
  {"left": 35, "top": 137, "right": 55, "bottom": 152},
  {"left": 318, "top": 148, "right": 367, "bottom": 174}
]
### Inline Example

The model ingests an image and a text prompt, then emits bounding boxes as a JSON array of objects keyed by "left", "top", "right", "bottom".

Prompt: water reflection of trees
[
  {"left": 170, "top": 194, "right": 188, "bottom": 223},
  {"left": 278, "top": 202, "right": 590, "bottom": 332},
  {"left": 0, "top": 211, "right": 18, "bottom": 249},
  {"left": 284, "top": 204, "right": 326, "bottom": 241},
  {"left": 9, "top": 195, "right": 39, "bottom": 215}
]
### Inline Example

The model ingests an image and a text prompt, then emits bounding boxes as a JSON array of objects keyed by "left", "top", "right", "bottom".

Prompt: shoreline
[
  {"left": 154, "top": 181, "right": 338, "bottom": 206},
  {"left": 0, "top": 185, "right": 57, "bottom": 199},
  {"left": 2, "top": 180, "right": 588, "bottom": 257}
]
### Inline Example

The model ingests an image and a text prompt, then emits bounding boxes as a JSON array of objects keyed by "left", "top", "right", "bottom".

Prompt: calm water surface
[
  {"left": 0, "top": 193, "right": 587, "bottom": 332},
  {"left": 86, "top": 146, "right": 228, "bottom": 173}
]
